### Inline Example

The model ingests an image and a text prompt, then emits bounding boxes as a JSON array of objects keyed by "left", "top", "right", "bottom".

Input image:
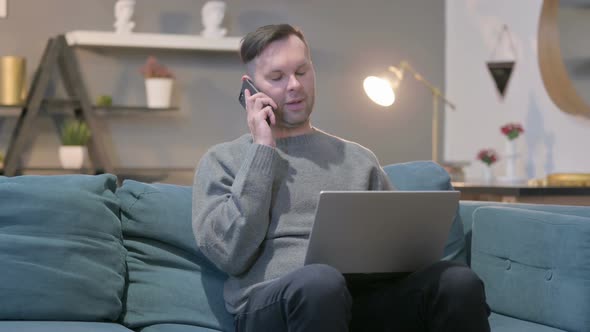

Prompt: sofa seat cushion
[
  {"left": 471, "top": 207, "right": 590, "bottom": 332},
  {"left": 383, "top": 161, "right": 465, "bottom": 261},
  {"left": 489, "top": 313, "right": 567, "bottom": 332},
  {"left": 117, "top": 181, "right": 233, "bottom": 331},
  {"left": 0, "top": 174, "right": 126, "bottom": 321},
  {"left": 0, "top": 322, "right": 133, "bottom": 332},
  {"left": 140, "top": 324, "right": 224, "bottom": 332}
]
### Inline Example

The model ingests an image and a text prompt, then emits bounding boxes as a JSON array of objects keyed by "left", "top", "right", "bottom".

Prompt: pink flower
[
  {"left": 140, "top": 56, "right": 174, "bottom": 79},
  {"left": 477, "top": 148, "right": 499, "bottom": 166},
  {"left": 501, "top": 123, "right": 524, "bottom": 140}
]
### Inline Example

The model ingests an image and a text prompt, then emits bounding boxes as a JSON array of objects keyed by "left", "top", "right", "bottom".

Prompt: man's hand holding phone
[{"left": 240, "top": 79, "right": 278, "bottom": 147}]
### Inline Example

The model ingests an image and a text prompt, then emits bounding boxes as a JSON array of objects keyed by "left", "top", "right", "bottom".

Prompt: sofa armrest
[{"left": 471, "top": 206, "right": 590, "bottom": 332}]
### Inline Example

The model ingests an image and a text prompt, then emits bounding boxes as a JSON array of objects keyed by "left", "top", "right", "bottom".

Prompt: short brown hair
[{"left": 239, "top": 24, "right": 307, "bottom": 64}]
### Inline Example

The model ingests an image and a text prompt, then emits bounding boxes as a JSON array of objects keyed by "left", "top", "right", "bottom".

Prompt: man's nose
[{"left": 287, "top": 75, "right": 302, "bottom": 91}]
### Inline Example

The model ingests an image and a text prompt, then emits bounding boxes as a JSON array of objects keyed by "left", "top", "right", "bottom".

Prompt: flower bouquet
[
  {"left": 477, "top": 148, "right": 498, "bottom": 166},
  {"left": 500, "top": 123, "right": 524, "bottom": 140},
  {"left": 500, "top": 122, "right": 525, "bottom": 182}
]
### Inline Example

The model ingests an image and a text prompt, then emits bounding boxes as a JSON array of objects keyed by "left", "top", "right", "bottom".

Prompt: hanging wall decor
[{"left": 486, "top": 24, "right": 517, "bottom": 99}]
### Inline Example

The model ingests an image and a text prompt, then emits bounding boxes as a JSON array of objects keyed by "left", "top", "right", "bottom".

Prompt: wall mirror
[{"left": 538, "top": 0, "right": 590, "bottom": 117}]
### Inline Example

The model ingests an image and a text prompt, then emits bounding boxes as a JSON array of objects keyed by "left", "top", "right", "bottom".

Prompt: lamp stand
[
  {"left": 432, "top": 93, "right": 439, "bottom": 163},
  {"left": 391, "top": 62, "right": 455, "bottom": 164}
]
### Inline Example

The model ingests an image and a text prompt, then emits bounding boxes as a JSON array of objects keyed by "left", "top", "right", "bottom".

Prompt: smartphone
[
  {"left": 238, "top": 78, "right": 272, "bottom": 124},
  {"left": 238, "top": 79, "right": 258, "bottom": 109}
]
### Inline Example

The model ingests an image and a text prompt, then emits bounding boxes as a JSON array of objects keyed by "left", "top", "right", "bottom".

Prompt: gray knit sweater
[{"left": 192, "top": 128, "right": 392, "bottom": 313}]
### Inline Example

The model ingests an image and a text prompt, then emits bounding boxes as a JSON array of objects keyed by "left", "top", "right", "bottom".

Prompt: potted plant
[
  {"left": 59, "top": 119, "right": 91, "bottom": 169},
  {"left": 140, "top": 56, "right": 174, "bottom": 108},
  {"left": 96, "top": 94, "right": 113, "bottom": 107}
]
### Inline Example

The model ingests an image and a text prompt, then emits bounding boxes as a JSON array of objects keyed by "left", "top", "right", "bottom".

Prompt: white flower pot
[
  {"left": 59, "top": 146, "right": 86, "bottom": 169},
  {"left": 145, "top": 78, "right": 173, "bottom": 108}
]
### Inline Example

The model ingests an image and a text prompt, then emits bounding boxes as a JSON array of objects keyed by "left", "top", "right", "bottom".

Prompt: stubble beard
[{"left": 276, "top": 95, "right": 315, "bottom": 129}]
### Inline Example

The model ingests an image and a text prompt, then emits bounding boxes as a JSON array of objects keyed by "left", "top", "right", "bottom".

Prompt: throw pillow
[
  {"left": 0, "top": 174, "right": 125, "bottom": 321},
  {"left": 117, "top": 180, "right": 233, "bottom": 331}
]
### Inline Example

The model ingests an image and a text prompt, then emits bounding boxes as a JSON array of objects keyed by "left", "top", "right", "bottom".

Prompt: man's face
[{"left": 250, "top": 35, "right": 316, "bottom": 129}]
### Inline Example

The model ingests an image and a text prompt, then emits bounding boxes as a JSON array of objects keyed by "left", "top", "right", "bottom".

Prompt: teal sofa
[
  {"left": 0, "top": 174, "right": 234, "bottom": 332},
  {"left": 0, "top": 161, "right": 589, "bottom": 331}
]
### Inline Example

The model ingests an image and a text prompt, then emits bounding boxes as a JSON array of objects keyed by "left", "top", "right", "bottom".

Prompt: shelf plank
[
  {"left": 65, "top": 30, "right": 242, "bottom": 52},
  {"left": 0, "top": 100, "right": 179, "bottom": 117},
  {"left": 0, "top": 106, "right": 21, "bottom": 117},
  {"left": 94, "top": 106, "right": 179, "bottom": 116},
  {"left": 0, "top": 166, "right": 195, "bottom": 185},
  {"left": 13, "top": 167, "right": 194, "bottom": 174},
  {"left": 1, "top": 167, "right": 195, "bottom": 185}
]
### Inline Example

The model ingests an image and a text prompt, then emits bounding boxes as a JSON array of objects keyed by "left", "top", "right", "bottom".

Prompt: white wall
[{"left": 445, "top": 0, "right": 590, "bottom": 182}]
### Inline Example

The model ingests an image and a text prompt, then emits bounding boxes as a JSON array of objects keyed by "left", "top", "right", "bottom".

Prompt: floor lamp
[{"left": 363, "top": 61, "right": 456, "bottom": 164}]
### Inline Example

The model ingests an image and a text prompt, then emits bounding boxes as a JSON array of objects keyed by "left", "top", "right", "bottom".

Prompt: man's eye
[
  {"left": 271, "top": 75, "right": 283, "bottom": 81},
  {"left": 295, "top": 71, "right": 306, "bottom": 76}
]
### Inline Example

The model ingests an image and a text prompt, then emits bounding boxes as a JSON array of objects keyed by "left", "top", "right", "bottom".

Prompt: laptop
[{"left": 304, "top": 191, "right": 460, "bottom": 274}]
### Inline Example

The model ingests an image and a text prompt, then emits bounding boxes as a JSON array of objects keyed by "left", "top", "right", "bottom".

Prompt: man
[{"left": 192, "top": 24, "right": 490, "bottom": 331}]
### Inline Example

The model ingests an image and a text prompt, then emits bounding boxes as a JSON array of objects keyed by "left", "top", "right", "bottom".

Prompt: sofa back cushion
[
  {"left": 117, "top": 180, "right": 233, "bottom": 331},
  {"left": 0, "top": 174, "right": 125, "bottom": 321},
  {"left": 383, "top": 161, "right": 465, "bottom": 262},
  {"left": 471, "top": 206, "right": 590, "bottom": 332},
  {"left": 458, "top": 200, "right": 590, "bottom": 266}
]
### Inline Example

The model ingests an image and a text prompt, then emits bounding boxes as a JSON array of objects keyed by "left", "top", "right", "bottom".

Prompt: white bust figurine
[
  {"left": 114, "top": 0, "right": 136, "bottom": 34},
  {"left": 201, "top": 1, "right": 227, "bottom": 38}
]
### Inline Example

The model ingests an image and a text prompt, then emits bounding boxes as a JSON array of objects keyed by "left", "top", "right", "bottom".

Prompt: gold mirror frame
[{"left": 538, "top": 0, "right": 590, "bottom": 117}]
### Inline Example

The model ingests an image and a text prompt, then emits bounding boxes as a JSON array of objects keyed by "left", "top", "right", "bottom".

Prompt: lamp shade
[{"left": 363, "top": 76, "right": 395, "bottom": 107}]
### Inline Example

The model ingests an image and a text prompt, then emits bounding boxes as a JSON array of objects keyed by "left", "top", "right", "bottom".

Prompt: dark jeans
[{"left": 233, "top": 261, "right": 491, "bottom": 332}]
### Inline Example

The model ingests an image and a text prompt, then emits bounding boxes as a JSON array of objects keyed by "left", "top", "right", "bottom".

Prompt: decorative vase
[
  {"left": 59, "top": 146, "right": 86, "bottom": 169},
  {"left": 504, "top": 139, "right": 518, "bottom": 182},
  {"left": 482, "top": 166, "right": 494, "bottom": 183},
  {"left": 0, "top": 56, "right": 26, "bottom": 105},
  {"left": 145, "top": 78, "right": 173, "bottom": 108}
]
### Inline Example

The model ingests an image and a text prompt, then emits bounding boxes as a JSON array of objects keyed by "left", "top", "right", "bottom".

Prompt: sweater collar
[{"left": 275, "top": 127, "right": 320, "bottom": 148}]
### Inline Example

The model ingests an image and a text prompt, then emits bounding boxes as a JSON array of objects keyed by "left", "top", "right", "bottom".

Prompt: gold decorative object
[
  {"left": 527, "top": 177, "right": 548, "bottom": 187},
  {"left": 546, "top": 173, "right": 590, "bottom": 187},
  {"left": 0, "top": 56, "right": 26, "bottom": 105}
]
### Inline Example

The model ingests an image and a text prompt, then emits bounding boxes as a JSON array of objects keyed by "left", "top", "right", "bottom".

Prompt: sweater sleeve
[
  {"left": 369, "top": 165, "right": 394, "bottom": 191},
  {"left": 366, "top": 151, "right": 394, "bottom": 191},
  {"left": 192, "top": 143, "right": 276, "bottom": 276}
]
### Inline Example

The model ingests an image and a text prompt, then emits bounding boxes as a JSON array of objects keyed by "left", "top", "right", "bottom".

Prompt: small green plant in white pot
[{"left": 59, "top": 119, "right": 91, "bottom": 169}]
